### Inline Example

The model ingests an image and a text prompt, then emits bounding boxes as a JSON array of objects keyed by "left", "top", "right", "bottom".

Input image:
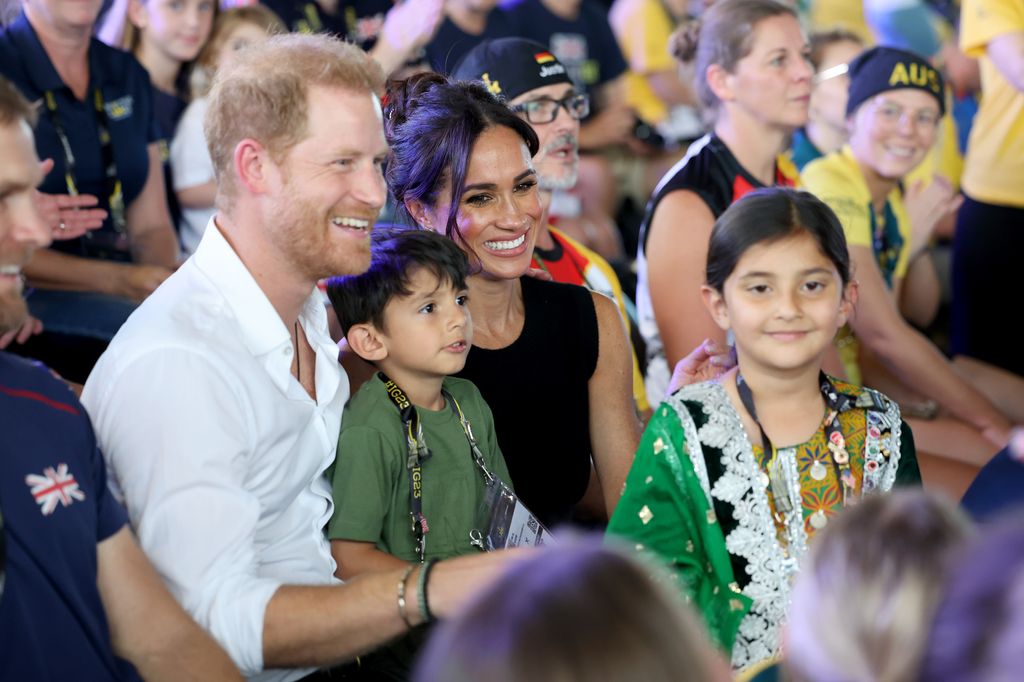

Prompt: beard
[
  {"left": 536, "top": 133, "right": 580, "bottom": 191},
  {"left": 269, "top": 185, "right": 373, "bottom": 284}
]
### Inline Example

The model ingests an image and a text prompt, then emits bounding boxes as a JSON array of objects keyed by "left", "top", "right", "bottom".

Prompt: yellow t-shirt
[
  {"left": 608, "top": 0, "right": 676, "bottom": 124},
  {"left": 808, "top": 0, "right": 872, "bottom": 42},
  {"left": 802, "top": 146, "right": 913, "bottom": 386},
  {"left": 959, "top": 0, "right": 1024, "bottom": 207},
  {"left": 802, "top": 146, "right": 912, "bottom": 280}
]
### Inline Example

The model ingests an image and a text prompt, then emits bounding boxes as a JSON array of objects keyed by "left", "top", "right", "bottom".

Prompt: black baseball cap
[{"left": 452, "top": 37, "right": 573, "bottom": 101}]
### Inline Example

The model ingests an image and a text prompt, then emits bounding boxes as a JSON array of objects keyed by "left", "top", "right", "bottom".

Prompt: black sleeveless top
[
  {"left": 639, "top": 134, "right": 797, "bottom": 252},
  {"left": 456, "top": 276, "right": 599, "bottom": 529}
]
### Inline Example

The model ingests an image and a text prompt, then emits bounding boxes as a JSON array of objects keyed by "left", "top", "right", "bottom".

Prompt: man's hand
[
  {"left": 0, "top": 314, "right": 43, "bottom": 349},
  {"left": 35, "top": 160, "right": 108, "bottom": 240},
  {"left": 666, "top": 339, "right": 735, "bottom": 395}
]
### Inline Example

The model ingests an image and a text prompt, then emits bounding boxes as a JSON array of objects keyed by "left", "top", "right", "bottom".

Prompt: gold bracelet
[{"left": 397, "top": 564, "right": 416, "bottom": 629}]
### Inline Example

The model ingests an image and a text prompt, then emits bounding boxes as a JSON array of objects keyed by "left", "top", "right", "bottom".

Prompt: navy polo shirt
[
  {"left": 0, "top": 13, "right": 159, "bottom": 261},
  {"left": 0, "top": 353, "right": 138, "bottom": 680}
]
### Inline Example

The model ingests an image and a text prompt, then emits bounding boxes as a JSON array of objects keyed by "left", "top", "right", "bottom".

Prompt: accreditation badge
[{"left": 481, "top": 478, "right": 555, "bottom": 549}]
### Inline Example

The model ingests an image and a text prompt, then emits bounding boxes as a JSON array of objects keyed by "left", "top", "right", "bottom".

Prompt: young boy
[{"left": 325, "top": 226, "right": 512, "bottom": 579}]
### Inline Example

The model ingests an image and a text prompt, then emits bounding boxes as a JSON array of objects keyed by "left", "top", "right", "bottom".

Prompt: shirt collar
[
  {"left": 193, "top": 217, "right": 308, "bottom": 358},
  {"left": 193, "top": 217, "right": 342, "bottom": 403}
]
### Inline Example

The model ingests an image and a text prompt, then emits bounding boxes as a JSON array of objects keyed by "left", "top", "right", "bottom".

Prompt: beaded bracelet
[
  {"left": 397, "top": 564, "right": 416, "bottom": 629},
  {"left": 417, "top": 559, "right": 438, "bottom": 623}
]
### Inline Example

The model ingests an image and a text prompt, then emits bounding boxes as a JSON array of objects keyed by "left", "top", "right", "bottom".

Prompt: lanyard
[
  {"left": 736, "top": 371, "right": 880, "bottom": 508},
  {"left": 378, "top": 372, "right": 498, "bottom": 562},
  {"left": 43, "top": 88, "right": 128, "bottom": 236}
]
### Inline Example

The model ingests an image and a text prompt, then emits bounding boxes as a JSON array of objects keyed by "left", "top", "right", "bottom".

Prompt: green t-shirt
[{"left": 327, "top": 375, "right": 512, "bottom": 562}]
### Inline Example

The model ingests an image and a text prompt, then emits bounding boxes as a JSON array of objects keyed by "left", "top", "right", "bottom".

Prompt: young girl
[
  {"left": 635, "top": 0, "right": 809, "bottom": 406},
  {"left": 123, "top": 0, "right": 216, "bottom": 141},
  {"left": 607, "top": 187, "right": 921, "bottom": 672},
  {"left": 169, "top": 6, "right": 284, "bottom": 257},
  {"left": 801, "top": 46, "right": 1021, "bottom": 480}
]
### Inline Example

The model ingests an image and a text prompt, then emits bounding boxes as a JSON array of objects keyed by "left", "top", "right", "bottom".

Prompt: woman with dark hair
[
  {"left": 607, "top": 188, "right": 920, "bottom": 672},
  {"left": 383, "top": 73, "right": 641, "bottom": 529}
]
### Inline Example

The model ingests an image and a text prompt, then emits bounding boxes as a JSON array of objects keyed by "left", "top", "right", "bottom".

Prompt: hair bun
[
  {"left": 383, "top": 72, "right": 448, "bottom": 136},
  {"left": 670, "top": 19, "right": 701, "bottom": 63}
]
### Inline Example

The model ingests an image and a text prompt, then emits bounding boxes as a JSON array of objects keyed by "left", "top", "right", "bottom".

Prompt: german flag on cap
[{"left": 534, "top": 52, "right": 556, "bottom": 64}]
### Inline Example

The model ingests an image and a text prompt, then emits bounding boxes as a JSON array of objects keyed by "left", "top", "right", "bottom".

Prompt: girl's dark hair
[
  {"left": 920, "top": 514, "right": 1024, "bottom": 682},
  {"left": 705, "top": 187, "right": 851, "bottom": 291},
  {"left": 383, "top": 72, "right": 539, "bottom": 242}
]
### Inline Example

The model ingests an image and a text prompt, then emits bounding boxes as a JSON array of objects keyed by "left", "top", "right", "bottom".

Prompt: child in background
[
  {"left": 169, "top": 5, "right": 283, "bottom": 257},
  {"left": 607, "top": 188, "right": 920, "bottom": 672},
  {"left": 123, "top": 0, "right": 216, "bottom": 140}
]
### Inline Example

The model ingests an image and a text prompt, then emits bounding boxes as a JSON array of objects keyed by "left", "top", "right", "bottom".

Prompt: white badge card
[{"left": 484, "top": 480, "right": 555, "bottom": 549}]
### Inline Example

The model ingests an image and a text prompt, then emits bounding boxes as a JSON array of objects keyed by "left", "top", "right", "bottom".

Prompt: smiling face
[
  {"left": 415, "top": 125, "right": 542, "bottom": 281},
  {"left": 704, "top": 230, "right": 851, "bottom": 376},
  {"left": 0, "top": 120, "right": 50, "bottom": 334},
  {"left": 511, "top": 82, "right": 580, "bottom": 191},
  {"left": 267, "top": 86, "right": 388, "bottom": 282},
  {"left": 374, "top": 266, "right": 473, "bottom": 383},
  {"left": 133, "top": 0, "right": 215, "bottom": 63},
  {"left": 847, "top": 89, "right": 940, "bottom": 182},
  {"left": 720, "top": 13, "right": 813, "bottom": 131}
]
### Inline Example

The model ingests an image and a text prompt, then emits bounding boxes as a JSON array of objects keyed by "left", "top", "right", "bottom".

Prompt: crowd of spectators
[{"left": 3, "top": 0, "right": 1024, "bottom": 680}]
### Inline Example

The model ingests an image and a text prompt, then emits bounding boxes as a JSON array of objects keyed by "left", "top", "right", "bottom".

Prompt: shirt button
[{"left": 284, "top": 346, "right": 293, "bottom": 356}]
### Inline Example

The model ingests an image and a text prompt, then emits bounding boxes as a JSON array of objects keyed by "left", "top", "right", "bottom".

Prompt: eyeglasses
[
  {"left": 511, "top": 93, "right": 590, "bottom": 124},
  {"left": 869, "top": 99, "right": 941, "bottom": 130}
]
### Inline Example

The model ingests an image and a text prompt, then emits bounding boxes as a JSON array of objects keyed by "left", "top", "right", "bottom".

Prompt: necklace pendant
[
  {"left": 809, "top": 459, "right": 827, "bottom": 481},
  {"left": 810, "top": 509, "right": 828, "bottom": 530}
]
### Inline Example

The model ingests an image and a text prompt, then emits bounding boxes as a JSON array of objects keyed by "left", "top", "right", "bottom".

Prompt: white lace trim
[
  {"left": 670, "top": 381, "right": 905, "bottom": 670},
  {"left": 672, "top": 381, "right": 802, "bottom": 669}
]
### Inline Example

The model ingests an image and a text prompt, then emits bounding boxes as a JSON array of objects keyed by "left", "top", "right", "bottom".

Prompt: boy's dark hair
[
  {"left": 705, "top": 187, "right": 851, "bottom": 292},
  {"left": 327, "top": 225, "right": 470, "bottom": 337}
]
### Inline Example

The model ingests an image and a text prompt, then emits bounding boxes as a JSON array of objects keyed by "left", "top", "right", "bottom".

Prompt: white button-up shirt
[{"left": 82, "top": 220, "right": 347, "bottom": 681}]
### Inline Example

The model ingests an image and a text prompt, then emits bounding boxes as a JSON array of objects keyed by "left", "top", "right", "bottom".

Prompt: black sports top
[
  {"left": 639, "top": 134, "right": 797, "bottom": 252},
  {"left": 456, "top": 275, "right": 599, "bottom": 529}
]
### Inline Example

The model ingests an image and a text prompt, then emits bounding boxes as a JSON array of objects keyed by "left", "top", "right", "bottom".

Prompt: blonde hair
[
  {"left": 669, "top": 0, "right": 797, "bottom": 113},
  {"left": 190, "top": 5, "right": 285, "bottom": 98},
  {"left": 414, "top": 538, "right": 726, "bottom": 682},
  {"left": 203, "top": 32, "right": 385, "bottom": 206},
  {"left": 785, "top": 490, "right": 972, "bottom": 682}
]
